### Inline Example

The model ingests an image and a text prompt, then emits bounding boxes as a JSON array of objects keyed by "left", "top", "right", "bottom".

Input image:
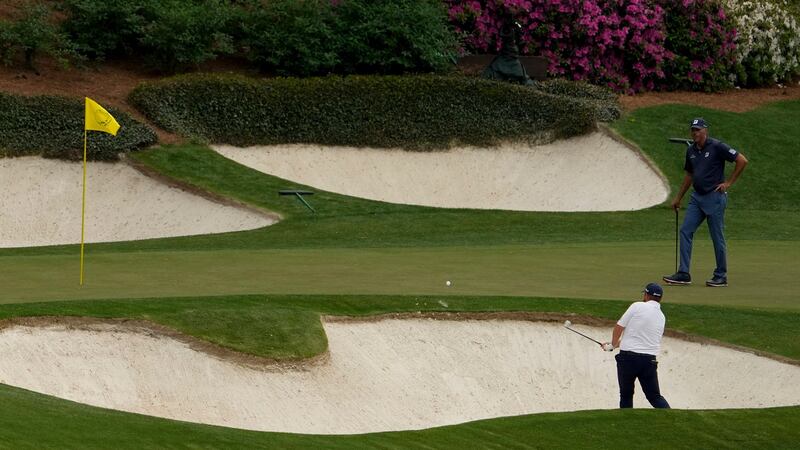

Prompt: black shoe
[
  {"left": 663, "top": 272, "right": 691, "bottom": 285},
  {"left": 706, "top": 276, "right": 728, "bottom": 287}
]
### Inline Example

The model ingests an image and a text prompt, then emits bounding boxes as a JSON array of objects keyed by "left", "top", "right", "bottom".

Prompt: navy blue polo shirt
[{"left": 684, "top": 137, "right": 739, "bottom": 195}]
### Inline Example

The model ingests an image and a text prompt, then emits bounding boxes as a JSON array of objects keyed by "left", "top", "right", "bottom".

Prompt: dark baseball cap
[
  {"left": 690, "top": 118, "right": 708, "bottom": 129},
  {"left": 643, "top": 282, "right": 663, "bottom": 298}
]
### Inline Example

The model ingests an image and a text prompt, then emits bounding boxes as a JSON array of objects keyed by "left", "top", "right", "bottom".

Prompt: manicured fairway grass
[
  {"left": 1, "top": 240, "right": 797, "bottom": 309},
  {"left": 0, "top": 100, "right": 798, "bottom": 447}
]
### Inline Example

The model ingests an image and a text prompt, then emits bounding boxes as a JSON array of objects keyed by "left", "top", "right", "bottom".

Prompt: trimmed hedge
[
  {"left": 0, "top": 93, "right": 157, "bottom": 160},
  {"left": 129, "top": 74, "right": 603, "bottom": 149},
  {"left": 530, "top": 79, "right": 621, "bottom": 122}
]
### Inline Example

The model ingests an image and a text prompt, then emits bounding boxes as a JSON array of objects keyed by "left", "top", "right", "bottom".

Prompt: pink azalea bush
[
  {"left": 656, "top": 0, "right": 737, "bottom": 91},
  {"left": 446, "top": 0, "right": 737, "bottom": 92}
]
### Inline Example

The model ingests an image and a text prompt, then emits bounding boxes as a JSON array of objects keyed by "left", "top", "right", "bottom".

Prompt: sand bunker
[
  {"left": 0, "top": 157, "right": 276, "bottom": 248},
  {"left": 0, "top": 318, "right": 797, "bottom": 434},
  {"left": 213, "top": 132, "right": 669, "bottom": 211}
]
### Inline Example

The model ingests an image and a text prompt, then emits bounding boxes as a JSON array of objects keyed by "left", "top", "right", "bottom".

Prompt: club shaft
[
  {"left": 565, "top": 326, "right": 603, "bottom": 345},
  {"left": 668, "top": 138, "right": 692, "bottom": 146},
  {"left": 675, "top": 208, "right": 679, "bottom": 272}
]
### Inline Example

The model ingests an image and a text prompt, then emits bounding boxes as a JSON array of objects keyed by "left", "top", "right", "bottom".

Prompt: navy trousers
[{"left": 615, "top": 350, "right": 670, "bottom": 409}]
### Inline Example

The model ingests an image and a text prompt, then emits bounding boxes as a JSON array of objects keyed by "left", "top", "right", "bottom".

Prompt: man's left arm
[{"left": 715, "top": 152, "right": 748, "bottom": 192}]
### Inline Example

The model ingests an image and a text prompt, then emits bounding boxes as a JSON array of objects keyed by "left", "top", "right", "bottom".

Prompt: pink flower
[{"left": 445, "top": 0, "right": 721, "bottom": 92}]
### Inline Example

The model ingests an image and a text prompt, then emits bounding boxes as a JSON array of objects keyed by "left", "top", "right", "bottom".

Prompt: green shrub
[
  {"left": 331, "top": 0, "right": 458, "bottom": 74},
  {"left": 239, "top": 0, "right": 339, "bottom": 76},
  {"left": 239, "top": 0, "right": 457, "bottom": 76},
  {"left": 0, "top": 93, "right": 157, "bottom": 161},
  {"left": 531, "top": 79, "right": 621, "bottom": 122},
  {"left": 60, "top": 0, "right": 235, "bottom": 71},
  {"left": 785, "top": 0, "right": 800, "bottom": 14},
  {"left": 0, "top": 22, "right": 12, "bottom": 65},
  {"left": 0, "top": 2, "right": 78, "bottom": 70},
  {"left": 129, "top": 74, "right": 598, "bottom": 149},
  {"left": 138, "top": 0, "right": 235, "bottom": 72},
  {"left": 60, "top": 0, "right": 456, "bottom": 75},
  {"left": 58, "top": 0, "right": 147, "bottom": 60}
]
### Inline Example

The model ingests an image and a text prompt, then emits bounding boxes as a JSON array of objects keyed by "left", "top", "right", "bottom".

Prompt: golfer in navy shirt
[{"left": 663, "top": 118, "right": 748, "bottom": 287}]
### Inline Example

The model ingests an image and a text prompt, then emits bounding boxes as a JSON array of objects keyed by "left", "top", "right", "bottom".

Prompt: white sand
[
  {"left": 0, "top": 319, "right": 797, "bottom": 434},
  {"left": 0, "top": 157, "right": 275, "bottom": 248},
  {"left": 0, "top": 132, "right": 665, "bottom": 248},
  {"left": 213, "top": 132, "right": 669, "bottom": 212}
]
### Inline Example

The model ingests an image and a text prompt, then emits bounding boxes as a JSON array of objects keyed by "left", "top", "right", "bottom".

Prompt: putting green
[{"left": 2, "top": 240, "right": 795, "bottom": 309}]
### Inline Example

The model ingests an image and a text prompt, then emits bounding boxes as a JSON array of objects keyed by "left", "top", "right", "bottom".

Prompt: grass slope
[
  {"left": 614, "top": 101, "right": 800, "bottom": 211},
  {"left": 0, "top": 294, "right": 797, "bottom": 361},
  {"left": 0, "top": 383, "right": 797, "bottom": 450}
]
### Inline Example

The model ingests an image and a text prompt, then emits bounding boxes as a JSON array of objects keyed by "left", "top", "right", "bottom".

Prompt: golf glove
[{"left": 602, "top": 343, "right": 614, "bottom": 352}]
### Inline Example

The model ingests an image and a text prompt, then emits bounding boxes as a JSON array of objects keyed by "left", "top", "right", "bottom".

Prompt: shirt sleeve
[
  {"left": 617, "top": 303, "right": 638, "bottom": 327},
  {"left": 720, "top": 142, "right": 739, "bottom": 162}
]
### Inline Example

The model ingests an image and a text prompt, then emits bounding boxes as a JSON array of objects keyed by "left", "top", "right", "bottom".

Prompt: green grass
[
  {"left": 0, "top": 99, "right": 799, "bottom": 447},
  {"left": 0, "top": 384, "right": 797, "bottom": 450},
  {"left": 1, "top": 241, "right": 798, "bottom": 309},
  {"left": 614, "top": 100, "right": 800, "bottom": 212},
  {"left": 0, "top": 294, "right": 797, "bottom": 360},
  {"left": 3, "top": 102, "right": 800, "bottom": 258}
]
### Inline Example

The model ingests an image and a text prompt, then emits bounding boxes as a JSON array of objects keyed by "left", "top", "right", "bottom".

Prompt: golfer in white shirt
[{"left": 604, "top": 282, "right": 671, "bottom": 409}]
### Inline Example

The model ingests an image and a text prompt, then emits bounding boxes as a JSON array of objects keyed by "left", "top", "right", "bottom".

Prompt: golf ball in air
[{"left": 446, "top": 280, "right": 451, "bottom": 286}]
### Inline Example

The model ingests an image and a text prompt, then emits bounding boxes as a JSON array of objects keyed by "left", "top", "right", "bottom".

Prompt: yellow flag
[{"left": 84, "top": 97, "right": 120, "bottom": 136}]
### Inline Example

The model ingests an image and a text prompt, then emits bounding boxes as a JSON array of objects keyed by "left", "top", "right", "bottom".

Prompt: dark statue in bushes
[{"left": 481, "top": 10, "right": 533, "bottom": 86}]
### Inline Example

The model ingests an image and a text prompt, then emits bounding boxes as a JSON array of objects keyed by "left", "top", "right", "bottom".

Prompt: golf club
[
  {"left": 674, "top": 207, "right": 679, "bottom": 273},
  {"left": 668, "top": 137, "right": 693, "bottom": 146},
  {"left": 666, "top": 136, "right": 690, "bottom": 274},
  {"left": 563, "top": 320, "right": 604, "bottom": 346}
]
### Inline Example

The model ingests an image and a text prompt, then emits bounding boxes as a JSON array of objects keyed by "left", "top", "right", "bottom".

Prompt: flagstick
[
  {"left": 81, "top": 97, "right": 120, "bottom": 285},
  {"left": 80, "top": 130, "right": 87, "bottom": 285}
]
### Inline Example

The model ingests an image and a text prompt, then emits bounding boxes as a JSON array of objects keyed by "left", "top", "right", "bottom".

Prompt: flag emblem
[{"left": 85, "top": 97, "right": 120, "bottom": 136}]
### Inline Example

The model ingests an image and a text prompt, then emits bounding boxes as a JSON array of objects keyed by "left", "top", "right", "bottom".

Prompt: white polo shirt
[{"left": 618, "top": 300, "right": 665, "bottom": 356}]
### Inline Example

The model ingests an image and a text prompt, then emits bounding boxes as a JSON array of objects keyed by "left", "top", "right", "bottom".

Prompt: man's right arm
[
  {"left": 611, "top": 324, "right": 625, "bottom": 348},
  {"left": 605, "top": 304, "right": 636, "bottom": 350},
  {"left": 671, "top": 173, "right": 692, "bottom": 210}
]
